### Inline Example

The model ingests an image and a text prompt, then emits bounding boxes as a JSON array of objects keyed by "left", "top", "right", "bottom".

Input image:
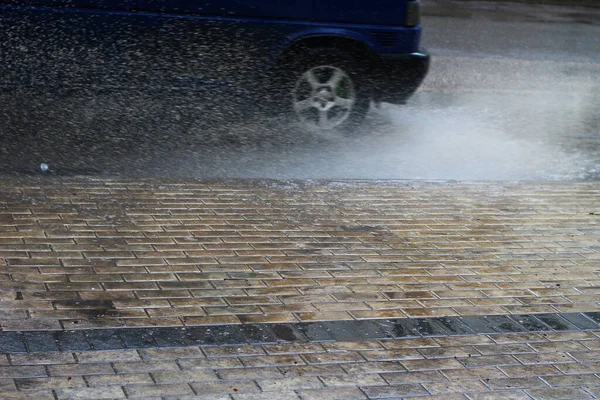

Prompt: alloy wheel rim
[{"left": 292, "top": 65, "right": 356, "bottom": 130}]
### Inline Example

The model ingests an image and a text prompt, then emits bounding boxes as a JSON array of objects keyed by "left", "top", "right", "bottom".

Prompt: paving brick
[
  {"left": 342, "top": 361, "right": 406, "bottom": 374},
  {"left": 262, "top": 342, "right": 324, "bottom": 355},
  {"left": 541, "top": 374, "right": 600, "bottom": 387},
  {"left": 323, "top": 341, "right": 383, "bottom": 352},
  {"left": 526, "top": 387, "right": 593, "bottom": 400},
  {"left": 474, "top": 343, "right": 534, "bottom": 355},
  {"left": 191, "top": 381, "right": 260, "bottom": 394},
  {"left": 114, "top": 360, "right": 180, "bottom": 373},
  {"left": 426, "top": 380, "right": 491, "bottom": 394},
  {"left": 87, "top": 329, "right": 125, "bottom": 350},
  {"left": 485, "top": 377, "right": 548, "bottom": 391},
  {"left": 442, "top": 367, "right": 507, "bottom": 380},
  {"left": 54, "top": 387, "right": 126, "bottom": 399},
  {"left": 279, "top": 364, "right": 347, "bottom": 377},
  {"left": 55, "top": 331, "right": 91, "bottom": 351},
  {"left": 138, "top": 346, "right": 204, "bottom": 360},
  {"left": 296, "top": 311, "right": 354, "bottom": 322},
  {"left": 381, "top": 338, "right": 440, "bottom": 349},
  {"left": 489, "top": 332, "right": 546, "bottom": 344},
  {"left": 436, "top": 335, "right": 495, "bottom": 346},
  {"left": 0, "top": 379, "right": 16, "bottom": 392},
  {"left": 466, "top": 391, "right": 532, "bottom": 400},
  {"left": 14, "top": 376, "right": 86, "bottom": 390},
  {"left": 152, "top": 369, "right": 219, "bottom": 384},
  {"left": 361, "top": 348, "right": 423, "bottom": 361},
  {"left": 554, "top": 362, "right": 600, "bottom": 374},
  {"left": 257, "top": 376, "right": 323, "bottom": 391},
  {"left": 323, "top": 373, "right": 388, "bottom": 388},
  {"left": 381, "top": 371, "right": 447, "bottom": 384},
  {"left": 298, "top": 387, "right": 368, "bottom": 400},
  {"left": 419, "top": 345, "right": 477, "bottom": 359},
  {"left": 124, "top": 383, "right": 195, "bottom": 398},
  {"left": 585, "top": 388, "right": 600, "bottom": 398},
  {"left": 74, "top": 349, "right": 141, "bottom": 363},
  {"left": 86, "top": 372, "right": 153, "bottom": 387},
  {"left": 239, "top": 354, "right": 304, "bottom": 368},
  {"left": 304, "top": 351, "right": 365, "bottom": 365},
  {"left": 459, "top": 354, "right": 521, "bottom": 368},
  {"left": 362, "top": 384, "right": 429, "bottom": 398},
  {"left": 11, "top": 353, "right": 74, "bottom": 365},
  {"left": 542, "top": 331, "right": 597, "bottom": 341},
  {"left": 232, "top": 392, "right": 301, "bottom": 400},
  {"left": 22, "top": 332, "right": 59, "bottom": 352},
  {"left": 400, "top": 358, "right": 465, "bottom": 371},
  {"left": 47, "top": 363, "right": 114, "bottom": 377},
  {"left": 499, "top": 365, "right": 562, "bottom": 378},
  {"left": 217, "top": 366, "right": 284, "bottom": 380},
  {"left": 514, "top": 352, "right": 576, "bottom": 365},
  {"left": 179, "top": 357, "right": 243, "bottom": 370},
  {"left": 204, "top": 345, "right": 266, "bottom": 358},
  {"left": 0, "top": 365, "right": 48, "bottom": 378}
]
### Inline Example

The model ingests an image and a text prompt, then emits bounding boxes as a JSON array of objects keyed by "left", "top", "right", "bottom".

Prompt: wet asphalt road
[{"left": 0, "top": 5, "right": 599, "bottom": 181}]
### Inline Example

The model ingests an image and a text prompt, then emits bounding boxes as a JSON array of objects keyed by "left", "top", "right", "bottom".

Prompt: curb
[
  {"left": 426, "top": 0, "right": 600, "bottom": 8},
  {"left": 421, "top": 0, "right": 600, "bottom": 24},
  {"left": 2, "top": 313, "right": 598, "bottom": 353}
]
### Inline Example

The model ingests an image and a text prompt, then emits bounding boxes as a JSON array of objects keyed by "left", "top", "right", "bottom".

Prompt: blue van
[{"left": 0, "top": 0, "right": 429, "bottom": 130}]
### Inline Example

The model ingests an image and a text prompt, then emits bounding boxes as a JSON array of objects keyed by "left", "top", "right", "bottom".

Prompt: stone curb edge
[{"left": 1, "top": 312, "right": 599, "bottom": 353}]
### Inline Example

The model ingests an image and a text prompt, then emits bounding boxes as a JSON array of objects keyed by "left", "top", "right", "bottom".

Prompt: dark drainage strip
[{"left": 1, "top": 312, "right": 599, "bottom": 353}]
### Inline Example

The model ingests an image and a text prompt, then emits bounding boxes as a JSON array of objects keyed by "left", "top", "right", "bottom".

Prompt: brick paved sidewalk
[
  {"left": 1, "top": 179, "right": 599, "bottom": 399},
  {"left": 3, "top": 330, "right": 600, "bottom": 400}
]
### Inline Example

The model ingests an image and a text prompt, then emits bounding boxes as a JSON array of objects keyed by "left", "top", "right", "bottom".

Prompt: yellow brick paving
[
  {"left": 0, "top": 331, "right": 599, "bottom": 399},
  {"left": 1, "top": 180, "right": 599, "bottom": 330},
  {"left": 1, "top": 179, "right": 600, "bottom": 399}
]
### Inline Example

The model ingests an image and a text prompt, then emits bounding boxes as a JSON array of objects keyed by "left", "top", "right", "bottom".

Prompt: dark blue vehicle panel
[
  {"left": 1, "top": 0, "right": 133, "bottom": 9},
  {"left": 315, "top": 0, "right": 407, "bottom": 26},
  {"left": 138, "top": 0, "right": 313, "bottom": 20},
  {"left": 0, "top": 0, "right": 429, "bottom": 106}
]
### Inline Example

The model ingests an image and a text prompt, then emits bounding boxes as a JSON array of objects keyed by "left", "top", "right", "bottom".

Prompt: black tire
[{"left": 283, "top": 47, "right": 371, "bottom": 132}]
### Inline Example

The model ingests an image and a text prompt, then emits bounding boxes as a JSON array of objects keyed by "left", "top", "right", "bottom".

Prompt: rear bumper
[{"left": 373, "top": 48, "right": 430, "bottom": 104}]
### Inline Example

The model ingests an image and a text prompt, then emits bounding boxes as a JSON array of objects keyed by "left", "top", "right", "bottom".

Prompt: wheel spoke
[
  {"left": 293, "top": 65, "right": 357, "bottom": 130},
  {"left": 334, "top": 97, "right": 353, "bottom": 110},
  {"left": 294, "top": 98, "right": 315, "bottom": 112},
  {"left": 305, "top": 70, "right": 321, "bottom": 89},
  {"left": 318, "top": 109, "right": 329, "bottom": 128},
  {"left": 327, "top": 69, "right": 344, "bottom": 88}
]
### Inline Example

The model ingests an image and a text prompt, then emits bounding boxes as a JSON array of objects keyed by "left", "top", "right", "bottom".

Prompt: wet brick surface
[
  {"left": 1, "top": 179, "right": 600, "bottom": 398},
  {"left": 0, "top": 179, "right": 599, "bottom": 331},
  {"left": 0, "top": 330, "right": 598, "bottom": 399}
]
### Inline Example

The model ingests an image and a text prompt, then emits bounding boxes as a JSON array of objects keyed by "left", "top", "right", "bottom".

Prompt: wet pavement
[
  {"left": 1, "top": 3, "right": 600, "bottom": 399},
  {"left": 0, "top": 179, "right": 599, "bottom": 399},
  {"left": 0, "top": 5, "right": 599, "bottom": 181}
]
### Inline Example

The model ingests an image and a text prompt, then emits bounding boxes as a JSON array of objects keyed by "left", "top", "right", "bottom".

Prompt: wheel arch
[{"left": 274, "top": 31, "right": 380, "bottom": 70}]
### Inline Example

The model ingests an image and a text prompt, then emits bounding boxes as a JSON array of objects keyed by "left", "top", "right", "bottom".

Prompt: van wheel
[{"left": 286, "top": 48, "right": 371, "bottom": 131}]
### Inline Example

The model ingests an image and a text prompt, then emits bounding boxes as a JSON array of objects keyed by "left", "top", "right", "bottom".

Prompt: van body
[{"left": 0, "top": 0, "right": 430, "bottom": 129}]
